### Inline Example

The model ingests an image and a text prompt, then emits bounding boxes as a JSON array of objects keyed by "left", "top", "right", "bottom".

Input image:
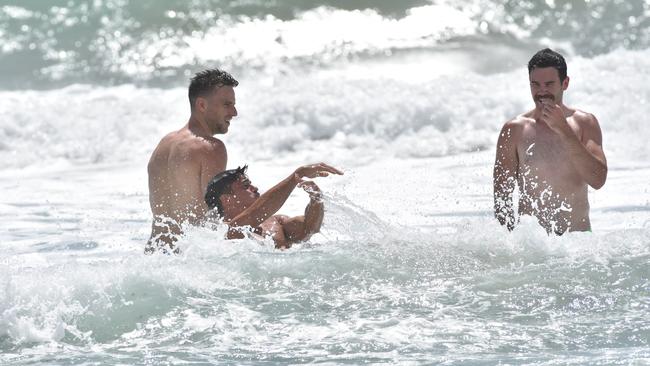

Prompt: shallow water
[
  {"left": 1, "top": 156, "right": 648, "bottom": 365},
  {"left": 1, "top": 0, "right": 650, "bottom": 364}
]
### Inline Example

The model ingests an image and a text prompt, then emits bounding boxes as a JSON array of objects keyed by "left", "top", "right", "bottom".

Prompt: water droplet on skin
[{"left": 526, "top": 143, "right": 535, "bottom": 156}]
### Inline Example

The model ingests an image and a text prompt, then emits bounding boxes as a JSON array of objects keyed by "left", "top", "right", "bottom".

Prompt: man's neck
[{"left": 187, "top": 115, "right": 212, "bottom": 138}]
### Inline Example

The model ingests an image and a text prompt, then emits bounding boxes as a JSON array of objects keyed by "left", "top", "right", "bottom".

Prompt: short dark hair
[
  {"left": 205, "top": 165, "right": 248, "bottom": 217},
  {"left": 188, "top": 68, "right": 239, "bottom": 109},
  {"left": 528, "top": 48, "right": 567, "bottom": 82}
]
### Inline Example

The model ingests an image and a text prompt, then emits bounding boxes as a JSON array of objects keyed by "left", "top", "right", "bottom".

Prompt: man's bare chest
[
  {"left": 520, "top": 133, "right": 568, "bottom": 167},
  {"left": 517, "top": 123, "right": 583, "bottom": 184}
]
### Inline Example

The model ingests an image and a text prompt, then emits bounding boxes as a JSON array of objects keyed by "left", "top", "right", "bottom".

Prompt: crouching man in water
[
  {"left": 204, "top": 163, "right": 343, "bottom": 248},
  {"left": 493, "top": 48, "right": 607, "bottom": 234}
]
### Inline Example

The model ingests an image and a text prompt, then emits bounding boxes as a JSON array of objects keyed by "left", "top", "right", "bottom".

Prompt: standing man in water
[
  {"left": 493, "top": 48, "right": 607, "bottom": 234},
  {"left": 146, "top": 69, "right": 238, "bottom": 253}
]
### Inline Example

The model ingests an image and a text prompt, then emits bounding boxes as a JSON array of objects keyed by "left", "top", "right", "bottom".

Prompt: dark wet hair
[
  {"left": 205, "top": 165, "right": 248, "bottom": 217},
  {"left": 528, "top": 48, "right": 567, "bottom": 82},
  {"left": 188, "top": 68, "right": 239, "bottom": 110}
]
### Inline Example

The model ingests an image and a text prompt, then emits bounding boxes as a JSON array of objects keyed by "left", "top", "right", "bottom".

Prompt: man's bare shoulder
[
  {"left": 201, "top": 136, "right": 227, "bottom": 153},
  {"left": 571, "top": 108, "right": 600, "bottom": 127},
  {"left": 149, "top": 130, "right": 183, "bottom": 167},
  {"left": 168, "top": 131, "right": 225, "bottom": 158},
  {"left": 511, "top": 110, "right": 537, "bottom": 125},
  {"left": 500, "top": 113, "right": 532, "bottom": 136}
]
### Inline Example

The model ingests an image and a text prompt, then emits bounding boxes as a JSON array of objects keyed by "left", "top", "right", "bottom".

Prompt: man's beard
[{"left": 535, "top": 94, "right": 555, "bottom": 103}]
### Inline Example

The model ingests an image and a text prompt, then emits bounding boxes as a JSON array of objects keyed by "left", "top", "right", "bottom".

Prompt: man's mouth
[{"left": 536, "top": 95, "right": 554, "bottom": 102}]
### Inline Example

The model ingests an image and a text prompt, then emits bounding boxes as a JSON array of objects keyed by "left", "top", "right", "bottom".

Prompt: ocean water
[{"left": 1, "top": 0, "right": 649, "bottom": 365}]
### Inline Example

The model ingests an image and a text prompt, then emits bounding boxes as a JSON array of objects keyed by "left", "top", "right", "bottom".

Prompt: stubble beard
[
  {"left": 534, "top": 94, "right": 555, "bottom": 104},
  {"left": 210, "top": 118, "right": 229, "bottom": 135}
]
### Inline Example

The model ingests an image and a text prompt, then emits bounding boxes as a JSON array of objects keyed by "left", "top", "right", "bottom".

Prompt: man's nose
[{"left": 232, "top": 106, "right": 238, "bottom": 116}]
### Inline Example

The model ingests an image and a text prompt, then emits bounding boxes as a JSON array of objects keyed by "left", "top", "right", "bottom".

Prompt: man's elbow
[
  {"left": 590, "top": 167, "right": 608, "bottom": 190},
  {"left": 590, "top": 179, "right": 605, "bottom": 190},
  {"left": 297, "top": 225, "right": 320, "bottom": 242}
]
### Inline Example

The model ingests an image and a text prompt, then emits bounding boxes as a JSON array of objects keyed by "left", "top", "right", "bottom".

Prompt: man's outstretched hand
[{"left": 294, "top": 163, "right": 343, "bottom": 180}]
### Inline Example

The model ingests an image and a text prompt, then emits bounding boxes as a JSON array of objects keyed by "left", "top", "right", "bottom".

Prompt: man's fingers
[
  {"left": 299, "top": 180, "right": 320, "bottom": 188},
  {"left": 297, "top": 163, "right": 344, "bottom": 178},
  {"left": 319, "top": 163, "right": 344, "bottom": 175},
  {"left": 298, "top": 181, "right": 322, "bottom": 200},
  {"left": 311, "top": 163, "right": 343, "bottom": 175}
]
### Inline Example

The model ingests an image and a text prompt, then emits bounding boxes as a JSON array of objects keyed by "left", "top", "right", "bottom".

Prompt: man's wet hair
[
  {"left": 528, "top": 48, "right": 567, "bottom": 82},
  {"left": 205, "top": 165, "right": 248, "bottom": 217},
  {"left": 188, "top": 68, "right": 239, "bottom": 110}
]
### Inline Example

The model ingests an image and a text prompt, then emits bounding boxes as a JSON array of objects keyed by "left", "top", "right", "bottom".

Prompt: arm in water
[{"left": 493, "top": 121, "right": 520, "bottom": 231}]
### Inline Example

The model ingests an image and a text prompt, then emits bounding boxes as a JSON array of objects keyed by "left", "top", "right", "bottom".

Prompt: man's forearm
[
  {"left": 230, "top": 173, "right": 300, "bottom": 228},
  {"left": 303, "top": 199, "right": 324, "bottom": 237},
  {"left": 494, "top": 193, "right": 515, "bottom": 231},
  {"left": 493, "top": 166, "right": 517, "bottom": 231},
  {"left": 563, "top": 134, "right": 607, "bottom": 189}
]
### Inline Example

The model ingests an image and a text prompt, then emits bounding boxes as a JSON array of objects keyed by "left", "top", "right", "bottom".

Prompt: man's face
[
  {"left": 224, "top": 175, "right": 260, "bottom": 213},
  {"left": 529, "top": 67, "right": 569, "bottom": 107},
  {"left": 204, "top": 86, "right": 238, "bottom": 135}
]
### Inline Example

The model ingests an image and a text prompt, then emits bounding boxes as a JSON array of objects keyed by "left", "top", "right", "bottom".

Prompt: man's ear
[
  {"left": 218, "top": 194, "right": 233, "bottom": 218},
  {"left": 562, "top": 76, "right": 570, "bottom": 90},
  {"left": 219, "top": 193, "right": 232, "bottom": 207},
  {"left": 195, "top": 96, "right": 208, "bottom": 113}
]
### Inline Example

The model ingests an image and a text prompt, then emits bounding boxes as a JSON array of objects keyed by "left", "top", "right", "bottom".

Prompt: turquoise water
[{"left": 0, "top": 0, "right": 648, "bottom": 88}]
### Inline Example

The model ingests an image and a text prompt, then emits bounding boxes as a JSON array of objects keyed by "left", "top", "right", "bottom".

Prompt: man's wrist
[
  {"left": 290, "top": 171, "right": 303, "bottom": 185},
  {"left": 308, "top": 193, "right": 323, "bottom": 203}
]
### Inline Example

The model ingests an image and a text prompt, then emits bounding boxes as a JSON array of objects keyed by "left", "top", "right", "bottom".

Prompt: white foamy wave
[
  {"left": 2, "top": 48, "right": 649, "bottom": 170},
  {"left": 2, "top": 0, "right": 648, "bottom": 87},
  {"left": 232, "top": 48, "right": 650, "bottom": 164},
  {"left": 178, "top": 5, "right": 475, "bottom": 71},
  {"left": 0, "top": 85, "right": 185, "bottom": 170},
  {"left": 19, "top": 4, "right": 479, "bottom": 83},
  {"left": 1, "top": 218, "right": 647, "bottom": 349}
]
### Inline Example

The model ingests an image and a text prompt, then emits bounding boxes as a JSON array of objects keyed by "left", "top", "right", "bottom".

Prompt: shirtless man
[
  {"left": 146, "top": 69, "right": 238, "bottom": 253},
  {"left": 204, "top": 163, "right": 343, "bottom": 248},
  {"left": 493, "top": 48, "right": 607, "bottom": 234}
]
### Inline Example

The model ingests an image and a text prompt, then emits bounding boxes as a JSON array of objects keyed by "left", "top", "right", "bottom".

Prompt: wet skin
[{"left": 493, "top": 67, "right": 607, "bottom": 234}]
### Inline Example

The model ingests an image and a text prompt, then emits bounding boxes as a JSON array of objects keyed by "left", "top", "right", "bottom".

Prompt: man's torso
[
  {"left": 148, "top": 127, "right": 226, "bottom": 234},
  {"left": 515, "top": 111, "right": 591, "bottom": 233}
]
